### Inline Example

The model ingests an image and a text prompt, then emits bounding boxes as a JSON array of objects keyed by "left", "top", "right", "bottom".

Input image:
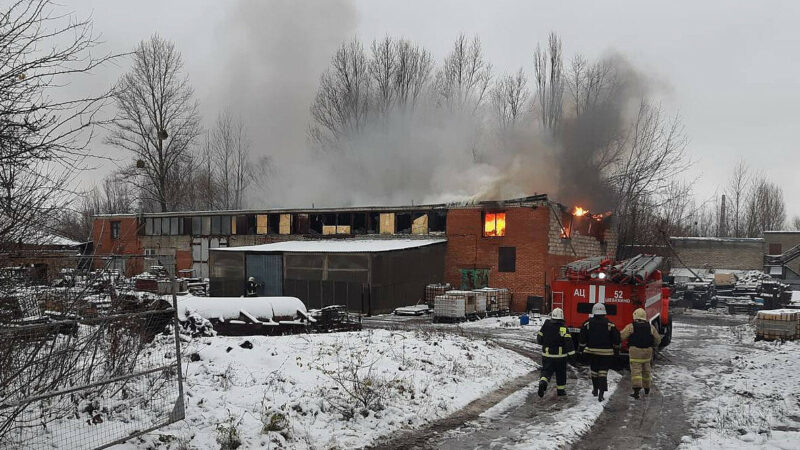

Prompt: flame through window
[{"left": 483, "top": 212, "right": 506, "bottom": 237}]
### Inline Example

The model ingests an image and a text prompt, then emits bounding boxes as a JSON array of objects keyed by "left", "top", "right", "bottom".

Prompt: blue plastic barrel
[{"left": 520, "top": 314, "right": 530, "bottom": 325}]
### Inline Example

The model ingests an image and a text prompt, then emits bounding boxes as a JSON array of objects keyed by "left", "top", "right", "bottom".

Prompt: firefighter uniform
[
  {"left": 620, "top": 308, "right": 662, "bottom": 398},
  {"left": 580, "top": 303, "right": 620, "bottom": 402},
  {"left": 536, "top": 308, "right": 575, "bottom": 397}
]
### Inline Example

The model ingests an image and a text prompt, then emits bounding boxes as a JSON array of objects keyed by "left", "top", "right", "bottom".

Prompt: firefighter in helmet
[
  {"left": 580, "top": 302, "right": 620, "bottom": 402},
  {"left": 246, "top": 277, "right": 259, "bottom": 297},
  {"left": 536, "top": 307, "right": 575, "bottom": 398},
  {"left": 620, "top": 308, "right": 662, "bottom": 399}
]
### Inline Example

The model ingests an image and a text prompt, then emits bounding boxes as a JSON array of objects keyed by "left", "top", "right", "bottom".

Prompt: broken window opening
[
  {"left": 396, "top": 213, "right": 412, "bottom": 234},
  {"left": 267, "top": 214, "right": 281, "bottom": 235},
  {"left": 429, "top": 210, "right": 447, "bottom": 233},
  {"left": 111, "top": 221, "right": 121, "bottom": 240},
  {"left": 368, "top": 212, "right": 380, "bottom": 234},
  {"left": 293, "top": 214, "right": 310, "bottom": 234},
  {"left": 352, "top": 213, "right": 367, "bottom": 234}
]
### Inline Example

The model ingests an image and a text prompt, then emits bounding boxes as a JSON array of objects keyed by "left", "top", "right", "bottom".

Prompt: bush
[{"left": 215, "top": 414, "right": 243, "bottom": 450}]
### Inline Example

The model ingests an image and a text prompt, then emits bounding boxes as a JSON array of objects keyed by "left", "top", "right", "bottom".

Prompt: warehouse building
[
  {"left": 91, "top": 195, "right": 617, "bottom": 312},
  {"left": 208, "top": 239, "right": 446, "bottom": 315}
]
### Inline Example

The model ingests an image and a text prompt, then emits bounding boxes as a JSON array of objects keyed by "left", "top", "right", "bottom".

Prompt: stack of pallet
[{"left": 755, "top": 309, "right": 800, "bottom": 341}]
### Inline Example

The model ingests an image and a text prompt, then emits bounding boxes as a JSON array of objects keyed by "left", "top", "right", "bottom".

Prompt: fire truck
[{"left": 550, "top": 254, "right": 672, "bottom": 352}]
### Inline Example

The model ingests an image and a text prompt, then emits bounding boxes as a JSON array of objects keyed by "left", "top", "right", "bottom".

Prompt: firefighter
[
  {"left": 580, "top": 302, "right": 620, "bottom": 402},
  {"left": 620, "top": 308, "right": 662, "bottom": 399},
  {"left": 536, "top": 308, "right": 575, "bottom": 398},
  {"left": 245, "top": 277, "right": 258, "bottom": 297}
]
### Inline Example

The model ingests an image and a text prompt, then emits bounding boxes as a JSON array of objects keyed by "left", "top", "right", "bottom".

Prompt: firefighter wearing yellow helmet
[
  {"left": 620, "top": 308, "right": 662, "bottom": 399},
  {"left": 536, "top": 307, "right": 575, "bottom": 398}
]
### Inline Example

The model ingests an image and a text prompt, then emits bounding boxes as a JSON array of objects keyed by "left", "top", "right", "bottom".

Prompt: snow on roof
[
  {"left": 792, "top": 291, "right": 800, "bottom": 304},
  {"left": 670, "top": 268, "right": 710, "bottom": 279},
  {"left": 21, "top": 232, "right": 82, "bottom": 247},
  {"left": 670, "top": 236, "right": 764, "bottom": 243},
  {"left": 176, "top": 295, "right": 307, "bottom": 321},
  {"left": 212, "top": 238, "right": 447, "bottom": 254}
]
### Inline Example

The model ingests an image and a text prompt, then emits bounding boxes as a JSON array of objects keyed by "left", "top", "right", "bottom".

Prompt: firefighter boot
[
  {"left": 644, "top": 388, "right": 650, "bottom": 395},
  {"left": 630, "top": 388, "right": 641, "bottom": 399},
  {"left": 591, "top": 378, "right": 598, "bottom": 397},
  {"left": 598, "top": 389, "right": 605, "bottom": 402},
  {"left": 538, "top": 380, "right": 547, "bottom": 398},
  {"left": 557, "top": 389, "right": 566, "bottom": 397}
]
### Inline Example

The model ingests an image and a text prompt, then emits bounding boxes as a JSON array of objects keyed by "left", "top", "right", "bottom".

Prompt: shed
[{"left": 208, "top": 238, "right": 447, "bottom": 315}]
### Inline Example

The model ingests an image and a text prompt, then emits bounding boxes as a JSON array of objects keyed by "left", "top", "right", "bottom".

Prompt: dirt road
[{"left": 367, "top": 311, "right": 752, "bottom": 450}]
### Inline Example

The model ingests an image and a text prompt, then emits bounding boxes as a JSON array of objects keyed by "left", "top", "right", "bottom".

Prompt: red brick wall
[
  {"left": 91, "top": 217, "right": 143, "bottom": 274},
  {"left": 445, "top": 207, "right": 551, "bottom": 311},
  {"left": 176, "top": 249, "right": 193, "bottom": 273}
]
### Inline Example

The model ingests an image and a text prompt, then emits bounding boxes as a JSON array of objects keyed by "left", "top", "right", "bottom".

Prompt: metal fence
[{"left": 0, "top": 254, "right": 185, "bottom": 449}]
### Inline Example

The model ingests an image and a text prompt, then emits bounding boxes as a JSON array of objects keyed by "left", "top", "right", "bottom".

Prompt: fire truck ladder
[{"left": 609, "top": 254, "right": 663, "bottom": 284}]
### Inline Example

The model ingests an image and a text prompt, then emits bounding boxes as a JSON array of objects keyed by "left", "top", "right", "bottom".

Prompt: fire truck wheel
[{"left": 659, "top": 318, "right": 672, "bottom": 347}]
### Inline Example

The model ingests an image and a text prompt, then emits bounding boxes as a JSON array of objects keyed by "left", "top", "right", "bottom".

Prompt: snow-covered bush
[{"left": 215, "top": 413, "right": 243, "bottom": 450}]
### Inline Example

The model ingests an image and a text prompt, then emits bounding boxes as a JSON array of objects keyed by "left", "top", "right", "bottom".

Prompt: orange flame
[{"left": 573, "top": 206, "right": 588, "bottom": 217}]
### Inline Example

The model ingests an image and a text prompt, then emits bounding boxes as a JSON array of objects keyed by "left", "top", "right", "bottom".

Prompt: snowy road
[{"left": 367, "top": 311, "right": 800, "bottom": 450}]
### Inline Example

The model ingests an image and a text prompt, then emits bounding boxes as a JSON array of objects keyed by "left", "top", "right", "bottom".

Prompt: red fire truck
[{"left": 550, "top": 254, "right": 672, "bottom": 351}]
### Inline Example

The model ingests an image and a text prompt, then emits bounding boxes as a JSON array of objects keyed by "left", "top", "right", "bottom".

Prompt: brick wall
[
  {"left": 670, "top": 237, "right": 764, "bottom": 270},
  {"left": 445, "top": 206, "right": 550, "bottom": 311},
  {"left": 92, "top": 217, "right": 143, "bottom": 275}
]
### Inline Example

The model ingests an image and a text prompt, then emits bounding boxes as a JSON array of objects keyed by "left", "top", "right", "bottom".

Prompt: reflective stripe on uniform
[
  {"left": 629, "top": 358, "right": 651, "bottom": 363},
  {"left": 556, "top": 385, "right": 566, "bottom": 389},
  {"left": 597, "top": 370, "right": 608, "bottom": 376},
  {"left": 540, "top": 377, "right": 549, "bottom": 382},
  {"left": 632, "top": 376, "right": 643, "bottom": 380},
  {"left": 543, "top": 351, "right": 569, "bottom": 358},
  {"left": 585, "top": 347, "right": 614, "bottom": 356},
  {"left": 590, "top": 371, "right": 599, "bottom": 377}
]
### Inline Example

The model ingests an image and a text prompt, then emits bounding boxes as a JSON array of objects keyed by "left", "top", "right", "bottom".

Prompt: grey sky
[{"left": 69, "top": 0, "right": 800, "bottom": 218}]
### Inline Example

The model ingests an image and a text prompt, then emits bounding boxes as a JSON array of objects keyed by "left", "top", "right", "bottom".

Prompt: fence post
[{"left": 169, "top": 257, "right": 185, "bottom": 421}]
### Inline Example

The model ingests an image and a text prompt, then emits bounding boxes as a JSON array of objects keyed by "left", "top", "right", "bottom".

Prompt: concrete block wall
[{"left": 670, "top": 237, "right": 764, "bottom": 270}]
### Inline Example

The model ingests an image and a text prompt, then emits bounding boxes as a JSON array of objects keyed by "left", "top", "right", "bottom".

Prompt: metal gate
[
  {"left": 246, "top": 254, "right": 283, "bottom": 296},
  {"left": 0, "top": 255, "right": 185, "bottom": 449}
]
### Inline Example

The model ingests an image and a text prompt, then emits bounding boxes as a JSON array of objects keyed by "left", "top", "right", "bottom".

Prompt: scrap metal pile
[{"left": 564, "top": 254, "right": 663, "bottom": 285}]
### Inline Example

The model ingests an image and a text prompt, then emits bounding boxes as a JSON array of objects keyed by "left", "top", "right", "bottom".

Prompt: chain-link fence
[{"left": 0, "top": 254, "right": 185, "bottom": 449}]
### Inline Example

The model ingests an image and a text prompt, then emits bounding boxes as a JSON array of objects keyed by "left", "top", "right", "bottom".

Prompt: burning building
[{"left": 91, "top": 195, "right": 616, "bottom": 312}]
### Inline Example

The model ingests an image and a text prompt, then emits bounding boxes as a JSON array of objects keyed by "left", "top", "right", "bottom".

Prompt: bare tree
[
  {"left": 533, "top": 32, "right": 564, "bottom": 131},
  {"left": 791, "top": 216, "right": 800, "bottom": 231},
  {"left": 726, "top": 160, "right": 750, "bottom": 237},
  {"left": 393, "top": 39, "right": 433, "bottom": 111},
  {"left": 744, "top": 176, "right": 785, "bottom": 237},
  {"left": 107, "top": 35, "right": 202, "bottom": 212},
  {"left": 492, "top": 69, "right": 529, "bottom": 130},
  {"left": 207, "top": 112, "right": 260, "bottom": 209},
  {"left": 0, "top": 0, "right": 114, "bottom": 249},
  {"left": 309, "top": 39, "right": 370, "bottom": 150},
  {"left": 434, "top": 35, "right": 492, "bottom": 113}
]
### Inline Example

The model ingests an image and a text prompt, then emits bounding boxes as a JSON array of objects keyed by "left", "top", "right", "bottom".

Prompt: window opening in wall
[
  {"left": 220, "top": 215, "right": 231, "bottom": 235},
  {"left": 352, "top": 213, "right": 367, "bottom": 234},
  {"left": 111, "top": 221, "right": 121, "bottom": 239},
  {"left": 309, "top": 214, "right": 324, "bottom": 234},
  {"left": 268, "top": 214, "right": 281, "bottom": 235},
  {"left": 396, "top": 213, "right": 412, "bottom": 234},
  {"left": 170, "top": 217, "right": 179, "bottom": 235},
  {"left": 429, "top": 210, "right": 447, "bottom": 232},
  {"left": 202, "top": 216, "right": 211, "bottom": 235},
  {"left": 211, "top": 216, "right": 221, "bottom": 235},
  {"left": 145, "top": 218, "right": 153, "bottom": 235},
  {"left": 769, "top": 243, "right": 782, "bottom": 255},
  {"left": 293, "top": 214, "right": 310, "bottom": 234},
  {"left": 498, "top": 246, "right": 516, "bottom": 272},
  {"left": 483, "top": 212, "right": 506, "bottom": 237},
  {"left": 368, "top": 212, "right": 380, "bottom": 234},
  {"left": 192, "top": 217, "right": 201, "bottom": 235},
  {"left": 460, "top": 268, "right": 489, "bottom": 289},
  {"left": 153, "top": 217, "right": 162, "bottom": 235},
  {"left": 162, "top": 217, "right": 170, "bottom": 236}
]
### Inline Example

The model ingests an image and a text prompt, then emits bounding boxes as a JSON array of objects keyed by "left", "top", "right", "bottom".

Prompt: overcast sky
[{"left": 68, "top": 0, "right": 800, "bottom": 218}]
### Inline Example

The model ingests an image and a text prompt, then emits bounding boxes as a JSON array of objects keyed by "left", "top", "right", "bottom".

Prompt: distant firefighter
[
  {"left": 620, "top": 308, "right": 662, "bottom": 399},
  {"left": 537, "top": 308, "right": 576, "bottom": 398},
  {"left": 580, "top": 303, "right": 620, "bottom": 402},
  {"left": 246, "top": 276, "right": 259, "bottom": 297}
]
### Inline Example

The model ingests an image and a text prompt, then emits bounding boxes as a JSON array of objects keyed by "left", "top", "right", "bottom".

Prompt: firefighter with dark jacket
[
  {"left": 620, "top": 308, "right": 662, "bottom": 399},
  {"left": 536, "top": 308, "right": 575, "bottom": 398},
  {"left": 580, "top": 302, "right": 620, "bottom": 402}
]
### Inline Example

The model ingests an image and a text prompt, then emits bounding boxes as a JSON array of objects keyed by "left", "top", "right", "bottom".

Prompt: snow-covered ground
[
  {"left": 117, "top": 328, "right": 534, "bottom": 449},
  {"left": 660, "top": 317, "right": 800, "bottom": 449}
]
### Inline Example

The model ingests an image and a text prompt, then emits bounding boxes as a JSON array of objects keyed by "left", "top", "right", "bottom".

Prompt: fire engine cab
[{"left": 550, "top": 254, "right": 672, "bottom": 351}]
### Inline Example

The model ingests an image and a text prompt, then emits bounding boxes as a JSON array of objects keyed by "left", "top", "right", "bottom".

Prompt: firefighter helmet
[
  {"left": 248, "top": 277, "right": 255, "bottom": 282},
  {"left": 633, "top": 308, "right": 647, "bottom": 321},
  {"left": 592, "top": 302, "right": 607, "bottom": 316},
  {"left": 551, "top": 308, "right": 564, "bottom": 320}
]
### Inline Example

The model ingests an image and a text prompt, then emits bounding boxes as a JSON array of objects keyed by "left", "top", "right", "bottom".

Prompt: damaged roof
[{"left": 212, "top": 238, "right": 447, "bottom": 254}]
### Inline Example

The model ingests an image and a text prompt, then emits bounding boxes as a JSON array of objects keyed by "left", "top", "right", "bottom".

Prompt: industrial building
[
  {"left": 91, "top": 195, "right": 618, "bottom": 312},
  {"left": 208, "top": 239, "right": 446, "bottom": 315}
]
